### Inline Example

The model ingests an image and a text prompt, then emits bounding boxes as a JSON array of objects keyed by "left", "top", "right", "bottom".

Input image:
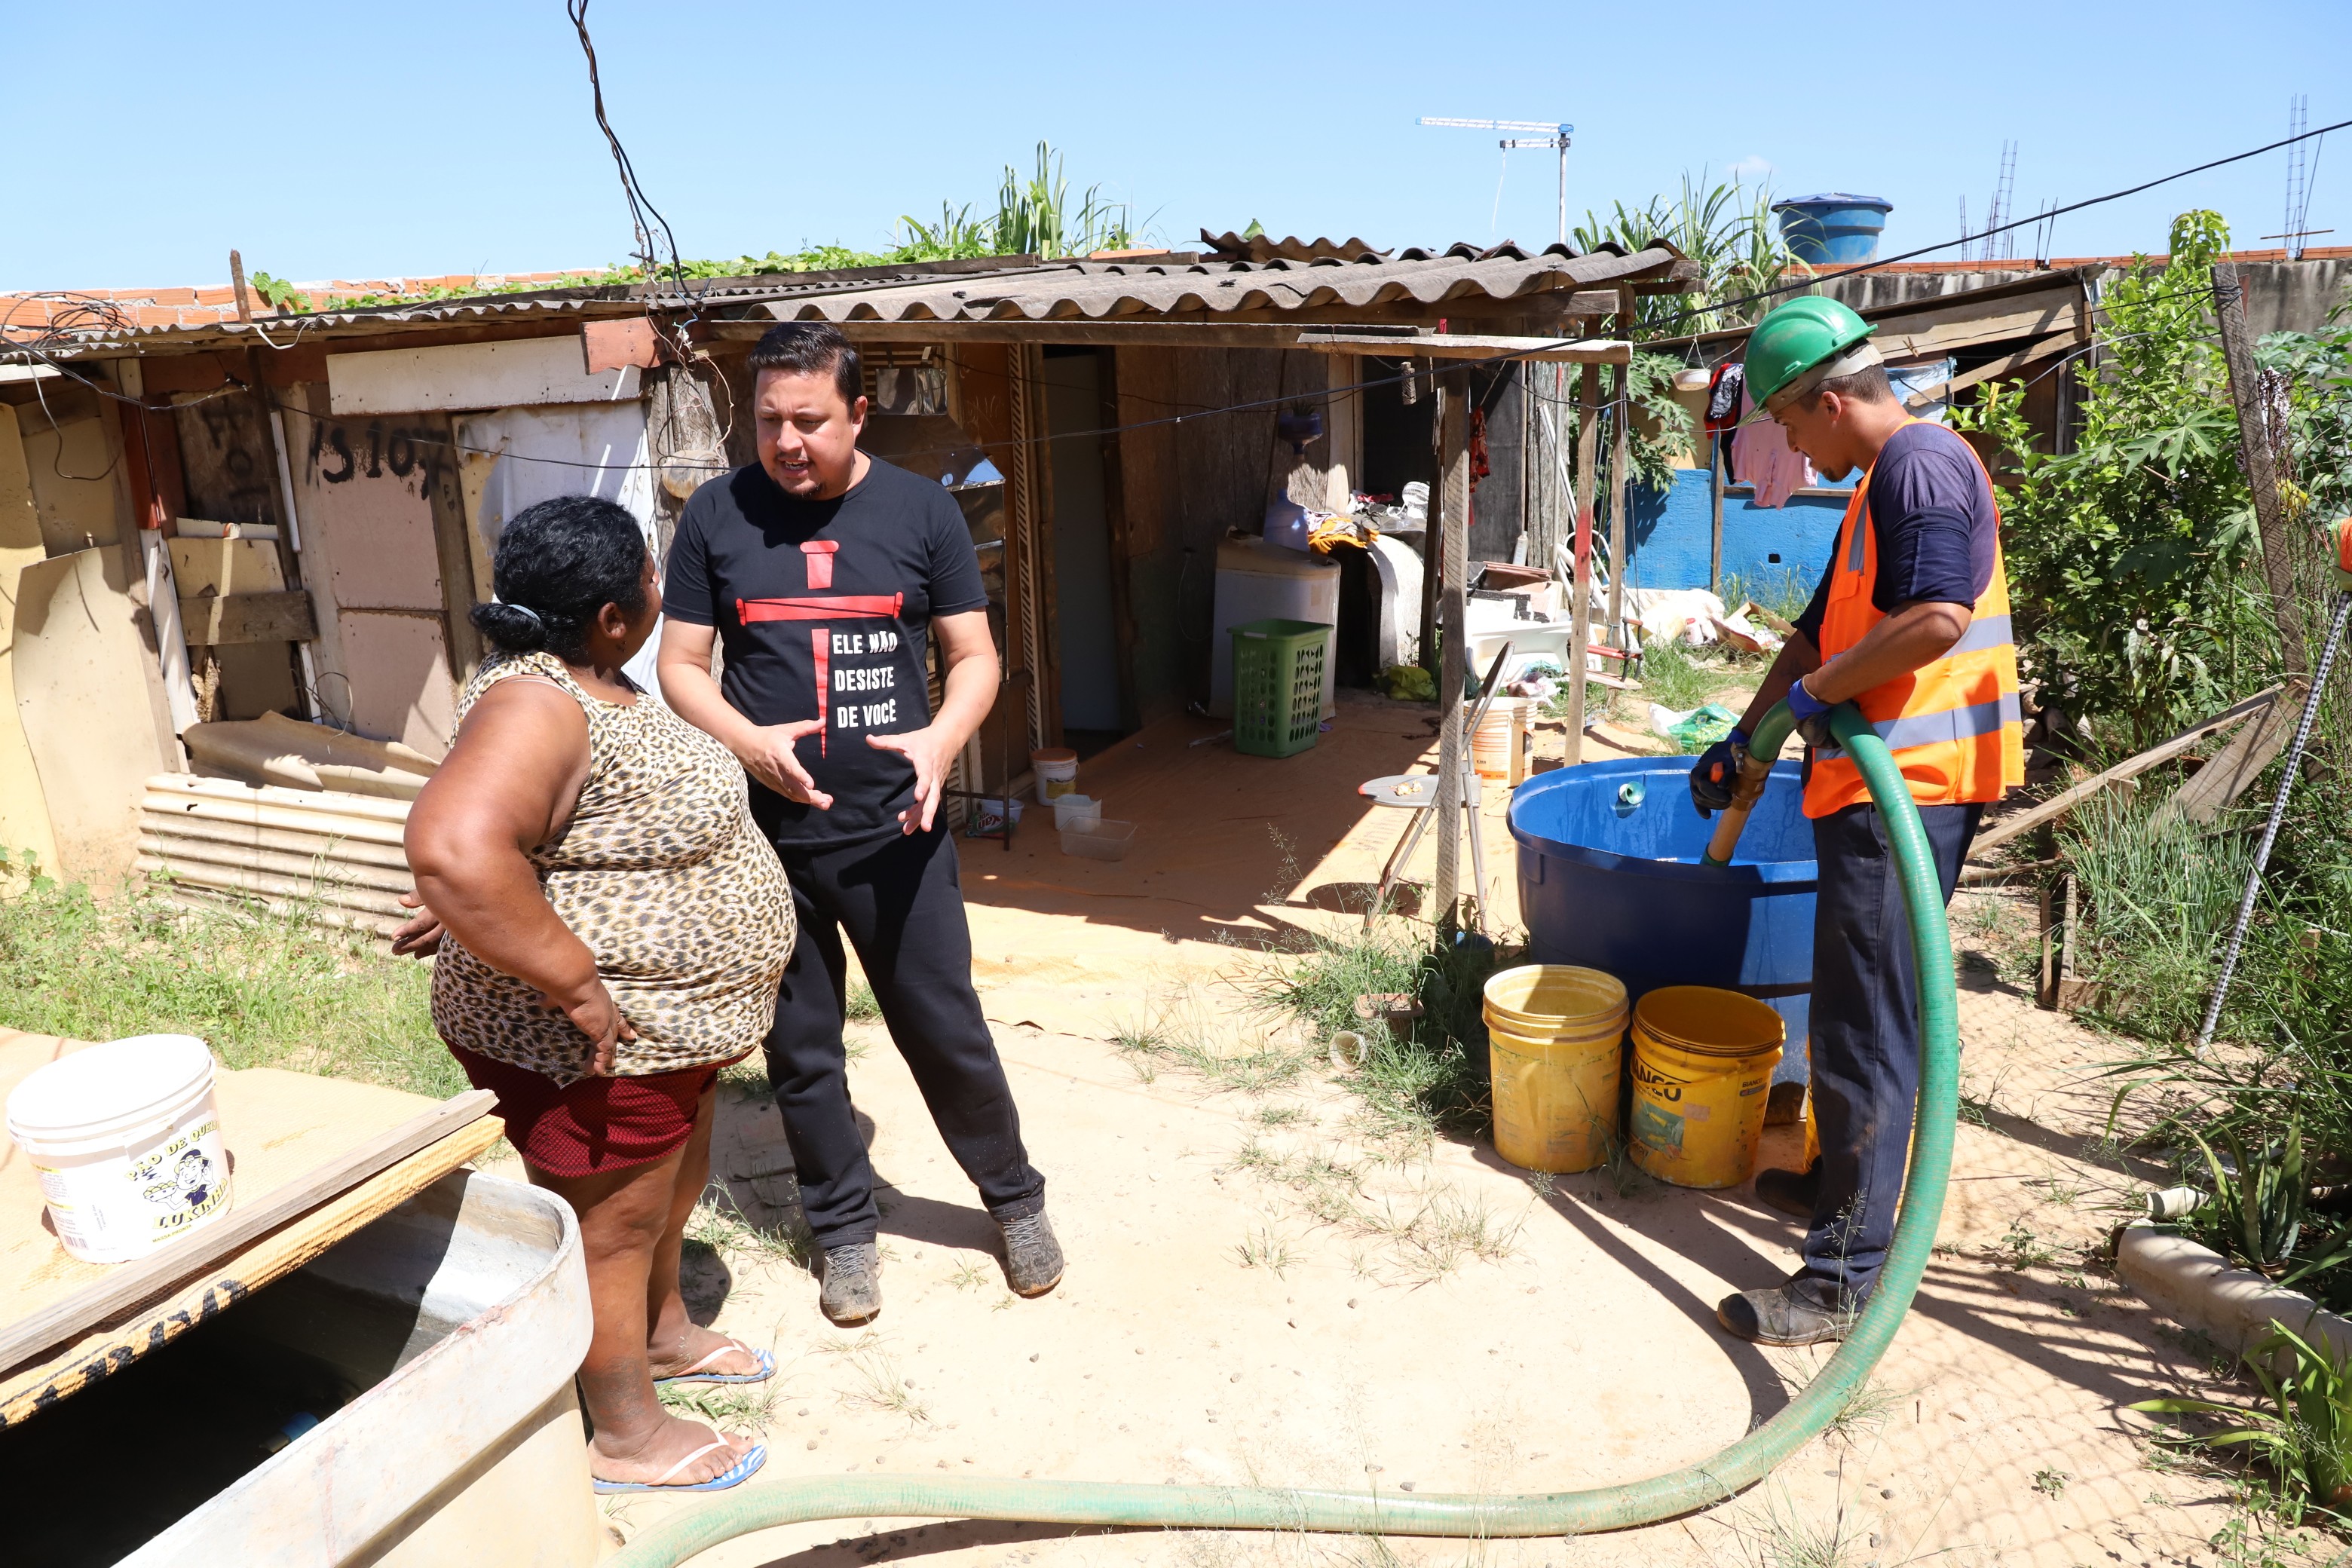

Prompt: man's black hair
[
  {"left": 1803, "top": 363, "right": 1895, "bottom": 409},
  {"left": 748, "top": 321, "right": 862, "bottom": 408},
  {"left": 469, "top": 495, "right": 649, "bottom": 661}
]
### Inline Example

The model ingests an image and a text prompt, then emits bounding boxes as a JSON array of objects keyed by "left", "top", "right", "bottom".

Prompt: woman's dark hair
[{"left": 469, "top": 495, "right": 649, "bottom": 660}]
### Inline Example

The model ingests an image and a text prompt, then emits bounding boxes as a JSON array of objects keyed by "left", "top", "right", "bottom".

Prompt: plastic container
[
  {"left": 1060, "top": 818, "right": 1136, "bottom": 861},
  {"left": 1484, "top": 965, "right": 1628, "bottom": 1174},
  {"left": 1770, "top": 193, "right": 1893, "bottom": 265},
  {"left": 1052, "top": 793, "right": 1101, "bottom": 831},
  {"left": 968, "top": 796, "right": 1024, "bottom": 835},
  {"left": 7, "top": 1034, "right": 234, "bottom": 1263},
  {"left": 1472, "top": 697, "right": 1528, "bottom": 783},
  {"left": 1627, "top": 986, "right": 1787, "bottom": 1189},
  {"left": 1230, "top": 619, "right": 1331, "bottom": 758},
  {"left": 1210, "top": 537, "right": 1340, "bottom": 721},
  {"left": 1032, "top": 747, "right": 1079, "bottom": 804},
  {"left": 1508, "top": 758, "right": 1816, "bottom": 1091}
]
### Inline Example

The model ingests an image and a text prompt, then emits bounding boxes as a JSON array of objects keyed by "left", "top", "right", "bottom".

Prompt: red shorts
[{"left": 449, "top": 1046, "right": 741, "bottom": 1178}]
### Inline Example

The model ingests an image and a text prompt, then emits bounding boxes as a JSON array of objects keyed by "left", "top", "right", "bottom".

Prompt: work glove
[
  {"left": 1786, "top": 676, "right": 1838, "bottom": 750},
  {"left": 1689, "top": 728, "right": 1751, "bottom": 819}
]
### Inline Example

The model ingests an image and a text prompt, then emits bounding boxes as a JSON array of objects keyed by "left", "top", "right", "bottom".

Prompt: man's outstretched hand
[
  {"left": 866, "top": 725, "right": 959, "bottom": 834},
  {"left": 735, "top": 718, "right": 835, "bottom": 809}
]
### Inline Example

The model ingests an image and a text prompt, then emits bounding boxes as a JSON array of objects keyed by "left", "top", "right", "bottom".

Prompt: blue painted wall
[{"left": 1623, "top": 467, "right": 1854, "bottom": 606}]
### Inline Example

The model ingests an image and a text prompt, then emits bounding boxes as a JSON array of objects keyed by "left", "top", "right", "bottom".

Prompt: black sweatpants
[
  {"left": 762, "top": 825, "right": 1044, "bottom": 1247},
  {"left": 1798, "top": 799, "right": 1980, "bottom": 1304}
]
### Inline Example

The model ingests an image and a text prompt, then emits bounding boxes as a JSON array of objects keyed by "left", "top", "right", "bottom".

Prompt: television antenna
[{"left": 1420, "top": 118, "right": 1575, "bottom": 246}]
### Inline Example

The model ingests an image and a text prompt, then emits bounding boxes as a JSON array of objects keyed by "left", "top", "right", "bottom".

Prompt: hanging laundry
[
  {"left": 1468, "top": 407, "right": 1492, "bottom": 492},
  {"left": 1729, "top": 380, "right": 1817, "bottom": 507},
  {"left": 1705, "top": 363, "right": 1745, "bottom": 434}
]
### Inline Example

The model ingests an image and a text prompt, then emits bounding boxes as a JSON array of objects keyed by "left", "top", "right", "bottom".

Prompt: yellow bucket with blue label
[
  {"left": 1628, "top": 985, "right": 1785, "bottom": 1189},
  {"left": 1483, "top": 966, "right": 1627, "bottom": 1174}
]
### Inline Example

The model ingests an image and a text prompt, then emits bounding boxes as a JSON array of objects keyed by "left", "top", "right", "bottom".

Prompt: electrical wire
[{"left": 2, "top": 124, "right": 2338, "bottom": 479}]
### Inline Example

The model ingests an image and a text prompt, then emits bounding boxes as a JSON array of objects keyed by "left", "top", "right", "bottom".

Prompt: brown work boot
[
  {"left": 1753, "top": 1165, "right": 1821, "bottom": 1221},
  {"left": 1717, "top": 1274, "right": 1857, "bottom": 1346}
]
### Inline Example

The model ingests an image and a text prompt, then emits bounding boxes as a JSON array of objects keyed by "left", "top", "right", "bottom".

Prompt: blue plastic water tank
[
  {"left": 1770, "top": 193, "right": 1893, "bottom": 265},
  {"left": 1508, "top": 758, "right": 1818, "bottom": 1077}
]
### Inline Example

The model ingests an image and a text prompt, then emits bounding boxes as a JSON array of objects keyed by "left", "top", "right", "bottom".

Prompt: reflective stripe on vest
[{"left": 1802, "top": 418, "right": 2025, "bottom": 819}]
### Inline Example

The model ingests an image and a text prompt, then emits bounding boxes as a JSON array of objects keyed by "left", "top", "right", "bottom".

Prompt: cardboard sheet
[{"left": 0, "top": 1031, "right": 500, "bottom": 1425}]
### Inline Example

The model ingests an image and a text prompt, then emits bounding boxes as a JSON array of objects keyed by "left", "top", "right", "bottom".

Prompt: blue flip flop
[
  {"left": 654, "top": 1343, "right": 775, "bottom": 1387},
  {"left": 594, "top": 1440, "right": 767, "bottom": 1494}
]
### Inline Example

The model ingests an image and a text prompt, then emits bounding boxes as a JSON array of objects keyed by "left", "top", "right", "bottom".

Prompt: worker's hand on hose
[
  {"left": 389, "top": 890, "right": 444, "bottom": 958},
  {"left": 541, "top": 978, "right": 637, "bottom": 1076},
  {"left": 865, "top": 724, "right": 957, "bottom": 835},
  {"left": 1787, "top": 676, "right": 1838, "bottom": 750},
  {"left": 735, "top": 718, "right": 835, "bottom": 810},
  {"left": 1689, "top": 728, "right": 1751, "bottom": 818}
]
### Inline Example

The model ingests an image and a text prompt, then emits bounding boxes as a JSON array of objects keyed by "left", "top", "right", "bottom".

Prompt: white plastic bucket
[
  {"left": 1032, "top": 748, "right": 1079, "bottom": 804},
  {"left": 6, "top": 1034, "right": 233, "bottom": 1263}
]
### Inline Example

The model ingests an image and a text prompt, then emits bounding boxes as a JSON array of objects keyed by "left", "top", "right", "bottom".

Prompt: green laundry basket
[{"left": 1230, "top": 618, "right": 1331, "bottom": 758}]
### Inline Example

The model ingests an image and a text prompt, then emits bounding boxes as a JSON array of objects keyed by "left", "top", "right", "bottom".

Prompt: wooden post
[
  {"left": 2212, "top": 262, "right": 2308, "bottom": 674},
  {"left": 1562, "top": 354, "right": 1602, "bottom": 767},
  {"left": 1429, "top": 372, "right": 1472, "bottom": 934},
  {"left": 1709, "top": 430, "right": 1726, "bottom": 594},
  {"left": 1417, "top": 358, "right": 1442, "bottom": 682},
  {"left": 1605, "top": 285, "right": 1636, "bottom": 651}
]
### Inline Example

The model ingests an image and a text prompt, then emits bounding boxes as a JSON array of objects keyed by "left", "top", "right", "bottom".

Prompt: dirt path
[{"left": 558, "top": 874, "right": 2270, "bottom": 1568}]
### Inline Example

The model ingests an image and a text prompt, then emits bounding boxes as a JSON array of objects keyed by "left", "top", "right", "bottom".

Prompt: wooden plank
[
  {"left": 1871, "top": 293, "right": 2086, "bottom": 345},
  {"left": 1430, "top": 378, "right": 1470, "bottom": 925},
  {"left": 2213, "top": 263, "right": 2307, "bottom": 672},
  {"left": 0, "top": 413, "right": 58, "bottom": 869},
  {"left": 0, "top": 1089, "right": 496, "bottom": 1374},
  {"left": 0, "top": 1117, "right": 502, "bottom": 1428},
  {"left": 1901, "top": 332, "right": 2081, "bottom": 409},
  {"left": 11, "top": 549, "right": 179, "bottom": 885},
  {"left": 1969, "top": 686, "right": 2284, "bottom": 856},
  {"left": 179, "top": 590, "right": 318, "bottom": 646},
  {"left": 1300, "top": 332, "right": 1631, "bottom": 364},
  {"left": 1562, "top": 361, "right": 1601, "bottom": 767},
  {"left": 2153, "top": 678, "right": 2308, "bottom": 828},
  {"left": 326, "top": 337, "right": 639, "bottom": 416}
]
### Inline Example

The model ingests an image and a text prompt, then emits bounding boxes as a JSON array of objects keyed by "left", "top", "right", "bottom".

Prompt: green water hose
[{"left": 614, "top": 702, "right": 1952, "bottom": 1566}]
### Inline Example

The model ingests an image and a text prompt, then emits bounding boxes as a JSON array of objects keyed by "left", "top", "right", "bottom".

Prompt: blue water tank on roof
[{"left": 1772, "top": 193, "right": 1893, "bottom": 265}]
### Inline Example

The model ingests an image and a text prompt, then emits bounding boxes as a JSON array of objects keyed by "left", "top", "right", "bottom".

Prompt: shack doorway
[{"left": 1040, "top": 348, "right": 1125, "bottom": 757}]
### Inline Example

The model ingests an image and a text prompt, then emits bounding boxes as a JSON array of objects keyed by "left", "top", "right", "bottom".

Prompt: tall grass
[{"left": 0, "top": 862, "right": 461, "bottom": 1098}]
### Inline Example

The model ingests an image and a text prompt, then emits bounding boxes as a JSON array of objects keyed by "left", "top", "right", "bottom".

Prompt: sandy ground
[{"left": 542, "top": 694, "right": 2281, "bottom": 1568}]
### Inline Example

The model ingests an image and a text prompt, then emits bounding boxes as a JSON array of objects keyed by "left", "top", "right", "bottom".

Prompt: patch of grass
[
  {"left": 0, "top": 871, "right": 461, "bottom": 1098},
  {"left": 690, "top": 1182, "right": 818, "bottom": 1273},
  {"left": 820, "top": 1333, "right": 929, "bottom": 1423},
  {"left": 658, "top": 1378, "right": 780, "bottom": 1430},
  {"left": 1996, "top": 1218, "right": 2058, "bottom": 1272},
  {"left": 1234, "top": 1226, "right": 1297, "bottom": 1276},
  {"left": 2032, "top": 1467, "right": 2070, "bottom": 1498},
  {"left": 1255, "top": 1104, "right": 1306, "bottom": 1127},
  {"left": 1109, "top": 986, "right": 1315, "bottom": 1097},
  {"left": 845, "top": 976, "right": 882, "bottom": 1021},
  {"left": 946, "top": 1258, "right": 991, "bottom": 1292}
]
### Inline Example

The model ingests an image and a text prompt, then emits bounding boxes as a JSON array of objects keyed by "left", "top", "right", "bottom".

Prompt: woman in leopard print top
[{"left": 399, "top": 496, "right": 798, "bottom": 1496}]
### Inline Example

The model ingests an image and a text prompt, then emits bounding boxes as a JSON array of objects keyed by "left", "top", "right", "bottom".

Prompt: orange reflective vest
[{"left": 1803, "top": 419, "right": 2025, "bottom": 819}]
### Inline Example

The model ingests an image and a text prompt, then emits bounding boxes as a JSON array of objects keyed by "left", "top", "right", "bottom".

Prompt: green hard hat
[{"left": 1743, "top": 296, "right": 1874, "bottom": 408}]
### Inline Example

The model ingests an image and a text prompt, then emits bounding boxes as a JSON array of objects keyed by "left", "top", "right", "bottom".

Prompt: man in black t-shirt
[{"left": 658, "top": 323, "right": 1055, "bottom": 1325}]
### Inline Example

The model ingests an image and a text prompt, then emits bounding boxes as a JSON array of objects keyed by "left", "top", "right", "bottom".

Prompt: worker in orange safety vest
[{"left": 1689, "top": 296, "right": 2024, "bottom": 1345}]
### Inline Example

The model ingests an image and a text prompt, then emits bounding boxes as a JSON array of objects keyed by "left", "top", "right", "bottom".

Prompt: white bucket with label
[
  {"left": 1031, "top": 747, "right": 1080, "bottom": 804},
  {"left": 5, "top": 1034, "right": 234, "bottom": 1263}
]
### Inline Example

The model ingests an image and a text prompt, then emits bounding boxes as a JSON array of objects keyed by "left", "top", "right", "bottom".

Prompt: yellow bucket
[
  {"left": 1627, "top": 986, "right": 1785, "bottom": 1190},
  {"left": 1481, "top": 965, "right": 1628, "bottom": 1037},
  {"left": 1484, "top": 965, "right": 1628, "bottom": 1174}
]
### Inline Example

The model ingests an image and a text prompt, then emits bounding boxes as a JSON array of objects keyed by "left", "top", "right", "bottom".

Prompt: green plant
[
  {"left": 2186, "top": 1121, "right": 2306, "bottom": 1275},
  {"left": 2134, "top": 1325, "right": 2352, "bottom": 1524},
  {"left": 247, "top": 271, "right": 312, "bottom": 312},
  {"left": 2032, "top": 1467, "right": 2071, "bottom": 1497}
]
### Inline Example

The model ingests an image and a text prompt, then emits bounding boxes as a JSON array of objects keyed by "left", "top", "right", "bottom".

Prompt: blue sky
[{"left": 5, "top": 1, "right": 2344, "bottom": 292}]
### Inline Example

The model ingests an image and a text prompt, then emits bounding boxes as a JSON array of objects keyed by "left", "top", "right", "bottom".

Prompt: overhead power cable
[{"left": 2, "top": 121, "right": 2342, "bottom": 475}]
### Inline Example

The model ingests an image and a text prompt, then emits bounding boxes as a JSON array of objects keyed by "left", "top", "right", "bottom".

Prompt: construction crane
[{"left": 1419, "top": 117, "right": 1575, "bottom": 247}]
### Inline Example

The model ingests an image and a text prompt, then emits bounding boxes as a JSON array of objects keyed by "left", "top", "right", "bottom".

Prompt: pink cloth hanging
[{"left": 1729, "top": 382, "right": 1818, "bottom": 507}]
